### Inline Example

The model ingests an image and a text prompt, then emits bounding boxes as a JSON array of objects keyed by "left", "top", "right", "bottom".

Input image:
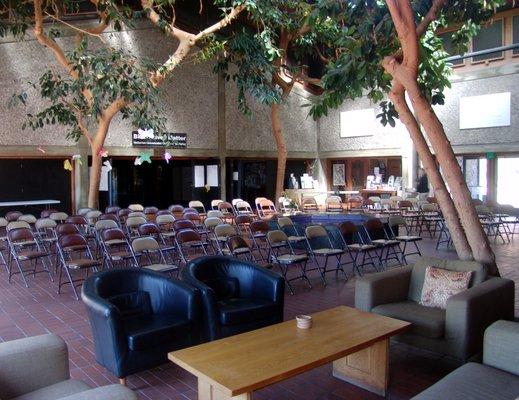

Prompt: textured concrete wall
[
  {"left": 0, "top": 26, "right": 218, "bottom": 150},
  {"left": 225, "top": 84, "right": 317, "bottom": 154},
  {"left": 318, "top": 96, "right": 408, "bottom": 154},
  {"left": 434, "top": 72, "right": 519, "bottom": 150}
]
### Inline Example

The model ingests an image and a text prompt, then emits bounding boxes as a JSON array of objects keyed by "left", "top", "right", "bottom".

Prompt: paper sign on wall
[
  {"left": 340, "top": 109, "right": 376, "bottom": 137},
  {"left": 194, "top": 165, "right": 205, "bottom": 188},
  {"left": 459, "top": 92, "right": 511, "bottom": 129},
  {"left": 207, "top": 165, "right": 219, "bottom": 187}
]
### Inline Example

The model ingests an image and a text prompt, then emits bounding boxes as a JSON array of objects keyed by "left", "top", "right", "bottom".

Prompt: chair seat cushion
[
  {"left": 347, "top": 243, "right": 376, "bottom": 251},
  {"left": 372, "top": 239, "right": 400, "bottom": 246},
  {"left": 313, "top": 248, "right": 343, "bottom": 256},
  {"left": 395, "top": 235, "right": 422, "bottom": 242},
  {"left": 218, "top": 298, "right": 278, "bottom": 326},
  {"left": 125, "top": 314, "right": 191, "bottom": 351},
  {"left": 109, "top": 290, "right": 152, "bottom": 317},
  {"left": 287, "top": 235, "right": 306, "bottom": 242},
  {"left": 12, "top": 379, "right": 90, "bottom": 400},
  {"left": 275, "top": 253, "right": 308, "bottom": 264},
  {"left": 412, "top": 362, "right": 519, "bottom": 400},
  {"left": 205, "top": 277, "right": 239, "bottom": 300},
  {"left": 17, "top": 250, "right": 48, "bottom": 260},
  {"left": 66, "top": 258, "right": 101, "bottom": 269},
  {"left": 373, "top": 300, "right": 445, "bottom": 339},
  {"left": 143, "top": 263, "right": 178, "bottom": 273}
]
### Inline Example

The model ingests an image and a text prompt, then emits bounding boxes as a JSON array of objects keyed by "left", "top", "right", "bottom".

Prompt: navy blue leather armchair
[
  {"left": 81, "top": 269, "right": 201, "bottom": 380},
  {"left": 182, "top": 255, "right": 284, "bottom": 341}
]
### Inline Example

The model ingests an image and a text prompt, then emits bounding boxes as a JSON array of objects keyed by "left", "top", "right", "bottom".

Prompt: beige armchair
[
  {"left": 355, "top": 257, "right": 515, "bottom": 361},
  {"left": 0, "top": 334, "right": 137, "bottom": 400}
]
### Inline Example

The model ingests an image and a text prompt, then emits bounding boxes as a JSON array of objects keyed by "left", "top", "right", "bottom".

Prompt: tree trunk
[
  {"left": 390, "top": 84, "right": 473, "bottom": 260},
  {"left": 403, "top": 78, "right": 498, "bottom": 275},
  {"left": 271, "top": 103, "right": 287, "bottom": 204}
]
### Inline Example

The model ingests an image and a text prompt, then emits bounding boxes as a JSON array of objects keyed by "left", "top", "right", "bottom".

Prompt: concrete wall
[
  {"left": 317, "top": 96, "right": 409, "bottom": 156},
  {"left": 434, "top": 71, "right": 519, "bottom": 153},
  {"left": 225, "top": 85, "right": 317, "bottom": 155}
]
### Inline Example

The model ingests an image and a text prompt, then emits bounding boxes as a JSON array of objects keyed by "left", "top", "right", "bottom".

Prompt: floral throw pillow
[{"left": 420, "top": 266, "right": 473, "bottom": 309}]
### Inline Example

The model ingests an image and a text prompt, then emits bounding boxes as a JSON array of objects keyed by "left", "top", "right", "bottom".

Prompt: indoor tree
[
  {"left": 215, "top": 1, "right": 325, "bottom": 202},
  {"left": 4, "top": 0, "right": 249, "bottom": 208},
  {"left": 309, "top": 0, "right": 502, "bottom": 274}
]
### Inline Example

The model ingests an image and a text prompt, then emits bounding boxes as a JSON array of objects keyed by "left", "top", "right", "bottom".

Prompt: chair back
[
  {"left": 301, "top": 197, "right": 318, "bottom": 211},
  {"left": 338, "top": 221, "right": 359, "bottom": 245},
  {"left": 101, "top": 228, "right": 126, "bottom": 242},
  {"left": 8, "top": 227, "right": 35, "bottom": 243},
  {"left": 95, "top": 219, "right": 118, "bottom": 232},
  {"left": 267, "top": 230, "right": 288, "bottom": 245},
  {"left": 156, "top": 210, "right": 172, "bottom": 217},
  {"left": 211, "top": 199, "right": 223, "bottom": 210},
  {"left": 204, "top": 217, "right": 223, "bottom": 230},
  {"left": 235, "top": 214, "right": 253, "bottom": 226},
  {"left": 227, "top": 235, "right": 251, "bottom": 254},
  {"left": 250, "top": 220, "right": 269, "bottom": 234},
  {"left": 128, "top": 204, "right": 144, "bottom": 212},
  {"left": 218, "top": 202, "right": 235, "bottom": 215},
  {"left": 364, "top": 218, "right": 386, "bottom": 240},
  {"left": 173, "top": 219, "right": 196, "bottom": 232},
  {"left": 189, "top": 201, "right": 206, "bottom": 214},
  {"left": 144, "top": 206, "right": 158, "bottom": 215},
  {"left": 214, "top": 224, "right": 236, "bottom": 238},
  {"left": 56, "top": 223, "right": 81, "bottom": 237},
  {"left": 207, "top": 210, "right": 224, "bottom": 219},
  {"left": 18, "top": 214, "right": 37, "bottom": 224},
  {"left": 235, "top": 201, "right": 253, "bottom": 215},
  {"left": 277, "top": 217, "right": 294, "bottom": 228},
  {"left": 132, "top": 236, "right": 160, "bottom": 253},
  {"left": 5, "top": 211, "right": 23, "bottom": 222},
  {"left": 137, "top": 223, "right": 161, "bottom": 237},
  {"left": 126, "top": 216, "right": 147, "bottom": 228},
  {"left": 7, "top": 221, "right": 31, "bottom": 231},
  {"left": 77, "top": 207, "right": 93, "bottom": 216},
  {"left": 58, "top": 233, "right": 89, "bottom": 250},
  {"left": 50, "top": 212, "right": 68, "bottom": 223},
  {"left": 41, "top": 209, "right": 59, "bottom": 218},
  {"left": 105, "top": 206, "right": 121, "bottom": 215},
  {"left": 66, "top": 215, "right": 88, "bottom": 225},
  {"left": 325, "top": 196, "right": 342, "bottom": 212},
  {"left": 118, "top": 208, "right": 131, "bottom": 221},
  {"left": 305, "top": 225, "right": 328, "bottom": 239},
  {"left": 176, "top": 229, "right": 201, "bottom": 244},
  {"left": 421, "top": 203, "right": 439, "bottom": 213},
  {"left": 369, "top": 196, "right": 381, "bottom": 203},
  {"left": 98, "top": 213, "right": 119, "bottom": 224},
  {"left": 156, "top": 214, "right": 175, "bottom": 225},
  {"left": 184, "top": 212, "right": 202, "bottom": 224},
  {"left": 35, "top": 218, "right": 57, "bottom": 231},
  {"left": 86, "top": 210, "right": 102, "bottom": 223}
]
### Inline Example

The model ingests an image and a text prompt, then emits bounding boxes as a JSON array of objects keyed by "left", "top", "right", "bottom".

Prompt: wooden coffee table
[{"left": 168, "top": 306, "right": 410, "bottom": 399}]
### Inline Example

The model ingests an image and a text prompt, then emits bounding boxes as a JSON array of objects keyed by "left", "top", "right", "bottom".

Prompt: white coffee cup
[{"left": 296, "top": 314, "right": 313, "bottom": 329}]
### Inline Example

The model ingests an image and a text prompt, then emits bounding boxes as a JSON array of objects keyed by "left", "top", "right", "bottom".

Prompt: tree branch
[{"left": 416, "top": 0, "right": 448, "bottom": 37}]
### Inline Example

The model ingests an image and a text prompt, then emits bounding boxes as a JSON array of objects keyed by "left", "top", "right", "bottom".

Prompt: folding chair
[
  {"left": 257, "top": 199, "right": 278, "bottom": 220},
  {"left": 419, "top": 203, "right": 442, "bottom": 237},
  {"left": 337, "top": 221, "right": 380, "bottom": 276},
  {"left": 126, "top": 216, "right": 147, "bottom": 238},
  {"left": 144, "top": 206, "right": 159, "bottom": 221},
  {"left": 305, "top": 225, "right": 345, "bottom": 285},
  {"left": 235, "top": 214, "right": 254, "bottom": 236},
  {"left": 56, "top": 233, "right": 101, "bottom": 300},
  {"left": 156, "top": 214, "right": 176, "bottom": 239},
  {"left": 175, "top": 229, "right": 208, "bottom": 264},
  {"left": 18, "top": 214, "right": 37, "bottom": 227},
  {"left": 183, "top": 212, "right": 209, "bottom": 237},
  {"left": 213, "top": 224, "right": 239, "bottom": 255},
  {"left": 5, "top": 211, "right": 23, "bottom": 222},
  {"left": 387, "top": 215, "right": 422, "bottom": 264},
  {"left": 231, "top": 198, "right": 244, "bottom": 213},
  {"left": 363, "top": 218, "right": 403, "bottom": 267},
  {"left": 98, "top": 213, "right": 120, "bottom": 226},
  {"left": 0, "top": 218, "right": 8, "bottom": 273},
  {"left": 249, "top": 220, "right": 270, "bottom": 261},
  {"left": 137, "top": 222, "right": 177, "bottom": 258},
  {"left": 131, "top": 236, "right": 179, "bottom": 276},
  {"left": 301, "top": 197, "right": 319, "bottom": 212},
  {"left": 128, "top": 211, "right": 146, "bottom": 219},
  {"left": 7, "top": 227, "right": 53, "bottom": 287},
  {"left": 218, "top": 202, "right": 236, "bottom": 223},
  {"left": 86, "top": 210, "right": 102, "bottom": 227},
  {"left": 169, "top": 204, "right": 185, "bottom": 219},
  {"left": 227, "top": 235, "right": 256, "bottom": 262},
  {"left": 267, "top": 230, "right": 310, "bottom": 295},
  {"left": 325, "top": 196, "right": 343, "bottom": 213},
  {"left": 204, "top": 217, "right": 224, "bottom": 253},
  {"left": 34, "top": 218, "right": 58, "bottom": 255},
  {"left": 189, "top": 201, "right": 207, "bottom": 218},
  {"left": 100, "top": 228, "right": 135, "bottom": 269},
  {"left": 235, "top": 200, "right": 255, "bottom": 216},
  {"left": 211, "top": 199, "right": 223, "bottom": 210},
  {"left": 50, "top": 212, "right": 69, "bottom": 224},
  {"left": 94, "top": 219, "right": 119, "bottom": 257},
  {"left": 117, "top": 208, "right": 131, "bottom": 225},
  {"left": 277, "top": 217, "right": 306, "bottom": 244}
]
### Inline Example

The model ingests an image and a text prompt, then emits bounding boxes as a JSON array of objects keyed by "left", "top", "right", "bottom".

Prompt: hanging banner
[{"left": 132, "top": 131, "right": 187, "bottom": 148}]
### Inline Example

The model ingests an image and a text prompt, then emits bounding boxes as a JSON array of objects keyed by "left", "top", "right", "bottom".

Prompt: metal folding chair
[{"left": 305, "top": 225, "right": 345, "bottom": 285}]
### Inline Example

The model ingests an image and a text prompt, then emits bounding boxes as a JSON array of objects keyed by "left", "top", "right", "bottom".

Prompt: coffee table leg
[
  {"left": 332, "top": 338, "right": 389, "bottom": 396},
  {"left": 198, "top": 378, "right": 253, "bottom": 400}
]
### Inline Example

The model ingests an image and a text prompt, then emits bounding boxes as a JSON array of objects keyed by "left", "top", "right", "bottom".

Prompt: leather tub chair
[
  {"left": 182, "top": 255, "right": 284, "bottom": 341},
  {"left": 81, "top": 268, "right": 201, "bottom": 382}
]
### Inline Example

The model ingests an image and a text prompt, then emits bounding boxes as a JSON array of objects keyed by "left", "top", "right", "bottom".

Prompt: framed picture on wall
[{"left": 332, "top": 163, "right": 346, "bottom": 186}]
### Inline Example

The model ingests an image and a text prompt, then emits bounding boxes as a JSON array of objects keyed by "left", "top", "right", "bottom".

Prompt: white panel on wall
[
  {"left": 194, "top": 165, "right": 205, "bottom": 188},
  {"left": 340, "top": 109, "right": 376, "bottom": 137},
  {"left": 207, "top": 165, "right": 219, "bottom": 187},
  {"left": 459, "top": 92, "right": 511, "bottom": 129}
]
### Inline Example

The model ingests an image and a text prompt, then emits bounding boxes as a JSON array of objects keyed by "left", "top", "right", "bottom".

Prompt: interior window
[{"left": 472, "top": 20, "right": 503, "bottom": 62}]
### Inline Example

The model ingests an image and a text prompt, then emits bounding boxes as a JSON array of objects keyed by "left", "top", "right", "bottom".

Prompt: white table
[{"left": 0, "top": 200, "right": 61, "bottom": 209}]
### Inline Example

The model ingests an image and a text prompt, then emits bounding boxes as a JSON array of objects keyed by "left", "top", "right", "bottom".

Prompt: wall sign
[
  {"left": 132, "top": 131, "right": 187, "bottom": 148},
  {"left": 459, "top": 92, "right": 511, "bottom": 129},
  {"left": 340, "top": 109, "right": 376, "bottom": 137}
]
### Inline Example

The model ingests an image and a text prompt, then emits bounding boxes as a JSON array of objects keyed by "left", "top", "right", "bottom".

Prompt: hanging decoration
[
  {"left": 139, "top": 152, "right": 152, "bottom": 164},
  {"left": 137, "top": 128, "right": 154, "bottom": 139},
  {"left": 103, "top": 160, "right": 112, "bottom": 171},
  {"left": 98, "top": 148, "right": 108, "bottom": 158},
  {"left": 134, "top": 157, "right": 143, "bottom": 166},
  {"left": 37, "top": 147, "right": 46, "bottom": 153},
  {"left": 63, "top": 159, "right": 73, "bottom": 171},
  {"left": 164, "top": 152, "right": 172, "bottom": 164},
  {"left": 72, "top": 154, "right": 83, "bottom": 165},
  {"left": 204, "top": 183, "right": 210, "bottom": 192}
]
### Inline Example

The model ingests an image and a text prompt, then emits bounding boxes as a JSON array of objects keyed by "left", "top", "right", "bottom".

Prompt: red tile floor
[{"left": 0, "top": 236, "right": 517, "bottom": 400}]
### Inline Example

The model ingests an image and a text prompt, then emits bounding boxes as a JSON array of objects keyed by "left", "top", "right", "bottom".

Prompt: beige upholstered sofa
[
  {"left": 0, "top": 334, "right": 137, "bottom": 400},
  {"left": 413, "top": 320, "right": 519, "bottom": 399},
  {"left": 355, "top": 257, "right": 515, "bottom": 361}
]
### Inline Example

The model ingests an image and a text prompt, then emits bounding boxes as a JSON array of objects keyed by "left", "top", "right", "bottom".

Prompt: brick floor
[{"left": 0, "top": 236, "right": 517, "bottom": 400}]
